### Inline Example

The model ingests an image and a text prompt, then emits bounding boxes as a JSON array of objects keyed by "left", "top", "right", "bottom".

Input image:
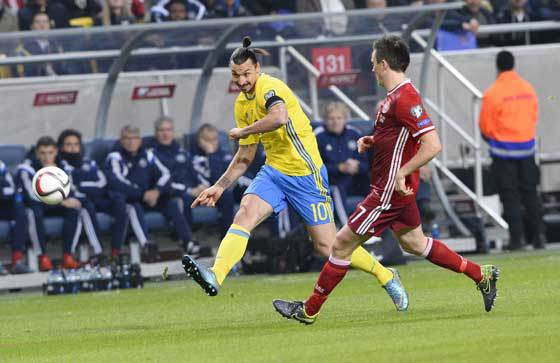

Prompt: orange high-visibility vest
[{"left": 479, "top": 70, "right": 538, "bottom": 159}]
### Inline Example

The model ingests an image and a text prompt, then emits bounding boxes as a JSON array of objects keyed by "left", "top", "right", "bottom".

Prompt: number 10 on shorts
[{"left": 311, "top": 201, "right": 333, "bottom": 223}]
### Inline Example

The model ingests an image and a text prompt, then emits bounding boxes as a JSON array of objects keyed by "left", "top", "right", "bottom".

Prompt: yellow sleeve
[
  {"left": 234, "top": 98, "right": 260, "bottom": 146},
  {"left": 256, "top": 77, "right": 289, "bottom": 115}
]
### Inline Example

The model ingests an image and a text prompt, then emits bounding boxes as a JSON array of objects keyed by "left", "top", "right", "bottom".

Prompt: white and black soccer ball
[{"left": 32, "top": 166, "right": 71, "bottom": 205}]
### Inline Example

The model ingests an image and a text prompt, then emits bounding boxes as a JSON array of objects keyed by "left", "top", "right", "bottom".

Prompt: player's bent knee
[
  {"left": 399, "top": 237, "right": 424, "bottom": 256},
  {"left": 232, "top": 203, "right": 260, "bottom": 229},
  {"left": 312, "top": 239, "right": 331, "bottom": 257},
  {"left": 331, "top": 239, "right": 353, "bottom": 260}
]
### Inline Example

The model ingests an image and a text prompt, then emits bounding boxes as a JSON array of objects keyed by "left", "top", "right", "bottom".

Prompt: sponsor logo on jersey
[
  {"left": 139, "top": 158, "right": 147, "bottom": 168},
  {"left": 416, "top": 118, "right": 431, "bottom": 127},
  {"left": 264, "top": 90, "right": 276, "bottom": 101},
  {"left": 410, "top": 105, "right": 423, "bottom": 119}
]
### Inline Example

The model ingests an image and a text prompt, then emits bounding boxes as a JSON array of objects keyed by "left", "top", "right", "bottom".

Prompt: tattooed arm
[{"left": 191, "top": 144, "right": 258, "bottom": 208}]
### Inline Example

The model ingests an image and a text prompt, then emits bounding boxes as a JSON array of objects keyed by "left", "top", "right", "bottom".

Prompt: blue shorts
[{"left": 245, "top": 164, "right": 333, "bottom": 226}]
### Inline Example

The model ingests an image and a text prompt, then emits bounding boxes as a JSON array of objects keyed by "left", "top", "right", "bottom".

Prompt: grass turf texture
[{"left": 1, "top": 249, "right": 559, "bottom": 362}]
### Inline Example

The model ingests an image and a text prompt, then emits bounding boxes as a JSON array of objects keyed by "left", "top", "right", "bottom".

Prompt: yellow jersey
[{"left": 233, "top": 73, "right": 324, "bottom": 177}]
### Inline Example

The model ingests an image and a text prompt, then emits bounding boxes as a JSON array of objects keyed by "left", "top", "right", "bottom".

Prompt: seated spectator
[
  {"left": 151, "top": 0, "right": 206, "bottom": 22},
  {"left": 61, "top": 0, "right": 101, "bottom": 27},
  {"left": 528, "top": 0, "right": 560, "bottom": 42},
  {"left": 58, "top": 129, "right": 128, "bottom": 260},
  {"left": 94, "top": 0, "right": 136, "bottom": 26},
  {"left": 297, "top": 0, "right": 355, "bottom": 36},
  {"left": 495, "top": 0, "right": 535, "bottom": 45},
  {"left": 441, "top": 0, "right": 496, "bottom": 47},
  {"left": 190, "top": 124, "right": 234, "bottom": 237},
  {"left": 314, "top": 102, "right": 368, "bottom": 225},
  {"left": 130, "top": 0, "right": 145, "bottom": 21},
  {"left": 208, "top": 0, "right": 250, "bottom": 18},
  {"left": 105, "top": 125, "right": 189, "bottom": 262},
  {"left": 0, "top": 1, "right": 18, "bottom": 78},
  {"left": 149, "top": 116, "right": 200, "bottom": 255},
  {"left": 240, "top": 0, "right": 295, "bottom": 15},
  {"left": 15, "top": 12, "right": 68, "bottom": 77},
  {"left": 18, "top": 0, "right": 69, "bottom": 30},
  {"left": 16, "top": 136, "right": 82, "bottom": 271},
  {"left": 0, "top": 1, "right": 18, "bottom": 32},
  {"left": 357, "top": 0, "right": 405, "bottom": 34},
  {"left": 533, "top": 0, "right": 560, "bottom": 21},
  {"left": 0, "top": 160, "right": 30, "bottom": 274}
]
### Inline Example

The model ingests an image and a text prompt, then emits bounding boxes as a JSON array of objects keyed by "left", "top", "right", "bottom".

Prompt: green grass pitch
[{"left": 1, "top": 249, "right": 559, "bottom": 362}]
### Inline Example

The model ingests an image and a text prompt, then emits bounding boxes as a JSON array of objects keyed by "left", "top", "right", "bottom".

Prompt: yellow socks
[
  {"left": 211, "top": 224, "right": 250, "bottom": 285},
  {"left": 350, "top": 246, "right": 394, "bottom": 286}
]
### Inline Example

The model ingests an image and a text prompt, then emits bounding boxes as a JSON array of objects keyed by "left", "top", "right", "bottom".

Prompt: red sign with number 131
[{"left": 312, "top": 47, "right": 352, "bottom": 74}]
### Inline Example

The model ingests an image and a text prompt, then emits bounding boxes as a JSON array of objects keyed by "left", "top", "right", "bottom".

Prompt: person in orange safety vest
[{"left": 479, "top": 50, "right": 544, "bottom": 250}]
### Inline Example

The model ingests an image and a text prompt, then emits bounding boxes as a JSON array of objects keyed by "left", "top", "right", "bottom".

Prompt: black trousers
[{"left": 491, "top": 156, "right": 543, "bottom": 247}]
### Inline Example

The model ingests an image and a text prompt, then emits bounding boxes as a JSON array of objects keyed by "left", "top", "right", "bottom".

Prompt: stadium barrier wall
[{"left": 0, "top": 67, "right": 281, "bottom": 144}]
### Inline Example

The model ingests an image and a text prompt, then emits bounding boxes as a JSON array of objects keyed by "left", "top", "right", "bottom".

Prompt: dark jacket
[
  {"left": 0, "top": 161, "right": 17, "bottom": 201},
  {"left": 209, "top": 0, "right": 250, "bottom": 18},
  {"left": 314, "top": 125, "right": 368, "bottom": 191},
  {"left": 189, "top": 143, "right": 232, "bottom": 187},
  {"left": 15, "top": 38, "right": 68, "bottom": 77},
  {"left": 150, "top": 140, "right": 195, "bottom": 197},
  {"left": 18, "top": 2, "right": 70, "bottom": 30},
  {"left": 60, "top": 156, "right": 107, "bottom": 201},
  {"left": 104, "top": 145, "right": 171, "bottom": 201},
  {"left": 495, "top": 6, "right": 535, "bottom": 45},
  {"left": 441, "top": 5, "right": 496, "bottom": 47}
]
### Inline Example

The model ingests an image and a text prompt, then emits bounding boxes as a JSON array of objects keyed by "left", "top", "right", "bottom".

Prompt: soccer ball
[{"left": 32, "top": 166, "right": 71, "bottom": 205}]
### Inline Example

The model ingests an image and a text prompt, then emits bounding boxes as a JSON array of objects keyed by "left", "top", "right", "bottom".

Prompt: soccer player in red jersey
[{"left": 273, "top": 35, "right": 500, "bottom": 324}]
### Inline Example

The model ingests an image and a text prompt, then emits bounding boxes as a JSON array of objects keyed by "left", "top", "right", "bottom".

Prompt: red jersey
[{"left": 370, "top": 79, "right": 435, "bottom": 206}]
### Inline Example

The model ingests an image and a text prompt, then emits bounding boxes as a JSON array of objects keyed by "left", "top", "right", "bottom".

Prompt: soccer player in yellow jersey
[{"left": 182, "top": 36, "right": 408, "bottom": 311}]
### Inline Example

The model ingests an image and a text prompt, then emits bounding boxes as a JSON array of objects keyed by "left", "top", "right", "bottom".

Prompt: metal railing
[{"left": 410, "top": 31, "right": 508, "bottom": 230}]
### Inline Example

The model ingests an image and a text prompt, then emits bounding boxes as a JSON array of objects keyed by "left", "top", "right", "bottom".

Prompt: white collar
[{"left": 387, "top": 79, "right": 411, "bottom": 96}]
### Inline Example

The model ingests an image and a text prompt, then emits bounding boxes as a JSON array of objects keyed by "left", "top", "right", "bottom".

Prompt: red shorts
[{"left": 347, "top": 193, "right": 421, "bottom": 237}]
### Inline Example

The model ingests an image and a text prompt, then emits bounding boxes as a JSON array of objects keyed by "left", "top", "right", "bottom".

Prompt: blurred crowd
[{"left": 0, "top": 0, "right": 559, "bottom": 77}]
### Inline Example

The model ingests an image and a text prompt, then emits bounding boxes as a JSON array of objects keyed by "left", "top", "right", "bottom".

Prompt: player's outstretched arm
[
  {"left": 191, "top": 144, "right": 258, "bottom": 208},
  {"left": 394, "top": 131, "right": 442, "bottom": 196},
  {"left": 229, "top": 103, "right": 288, "bottom": 140}
]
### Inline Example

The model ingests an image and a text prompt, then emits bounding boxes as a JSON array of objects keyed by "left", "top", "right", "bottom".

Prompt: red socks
[
  {"left": 423, "top": 237, "right": 482, "bottom": 283},
  {"left": 304, "top": 256, "right": 350, "bottom": 316}
]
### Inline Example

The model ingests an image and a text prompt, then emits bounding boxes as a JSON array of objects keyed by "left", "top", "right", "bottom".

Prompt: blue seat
[
  {"left": 144, "top": 212, "right": 167, "bottom": 230},
  {"left": 192, "top": 207, "right": 220, "bottom": 224},
  {"left": 348, "top": 120, "right": 373, "bottom": 135},
  {"left": 0, "top": 144, "right": 28, "bottom": 171},
  {"left": 96, "top": 213, "right": 113, "bottom": 232},
  {"left": 44, "top": 217, "right": 64, "bottom": 237},
  {"left": 83, "top": 139, "right": 117, "bottom": 165}
]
